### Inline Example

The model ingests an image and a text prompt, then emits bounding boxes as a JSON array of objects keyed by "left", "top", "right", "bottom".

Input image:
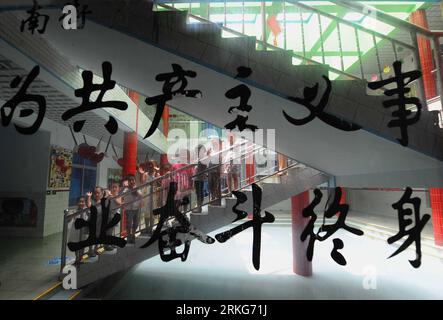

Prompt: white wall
[
  {"left": 347, "top": 188, "right": 432, "bottom": 218},
  {"left": 0, "top": 116, "right": 124, "bottom": 238},
  {"left": 0, "top": 126, "right": 50, "bottom": 237},
  {"left": 267, "top": 189, "right": 333, "bottom": 213}
]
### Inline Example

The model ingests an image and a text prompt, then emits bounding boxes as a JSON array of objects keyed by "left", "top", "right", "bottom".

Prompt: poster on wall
[{"left": 48, "top": 145, "right": 73, "bottom": 191}]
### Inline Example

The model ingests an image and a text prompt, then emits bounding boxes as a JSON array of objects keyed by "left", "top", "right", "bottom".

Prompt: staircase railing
[
  {"left": 59, "top": 138, "right": 310, "bottom": 275},
  {"left": 156, "top": 2, "right": 363, "bottom": 82},
  {"left": 155, "top": 1, "right": 443, "bottom": 108},
  {"left": 334, "top": 1, "right": 443, "bottom": 108}
]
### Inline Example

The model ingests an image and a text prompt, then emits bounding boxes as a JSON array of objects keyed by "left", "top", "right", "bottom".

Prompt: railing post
[
  {"left": 261, "top": 1, "right": 267, "bottom": 50},
  {"left": 59, "top": 209, "right": 70, "bottom": 279},
  {"left": 149, "top": 184, "right": 154, "bottom": 233}
]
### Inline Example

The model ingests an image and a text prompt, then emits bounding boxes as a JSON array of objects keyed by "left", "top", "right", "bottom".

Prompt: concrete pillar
[
  {"left": 291, "top": 191, "right": 313, "bottom": 276},
  {"left": 410, "top": 9, "right": 437, "bottom": 100},
  {"left": 429, "top": 188, "right": 443, "bottom": 246}
]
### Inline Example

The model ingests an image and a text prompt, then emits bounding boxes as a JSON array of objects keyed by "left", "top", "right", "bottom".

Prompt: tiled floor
[
  {"left": 0, "top": 233, "right": 62, "bottom": 300},
  {"left": 1, "top": 211, "right": 442, "bottom": 300},
  {"left": 101, "top": 213, "right": 443, "bottom": 300}
]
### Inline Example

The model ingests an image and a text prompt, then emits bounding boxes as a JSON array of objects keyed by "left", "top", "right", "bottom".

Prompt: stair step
[
  {"left": 251, "top": 50, "right": 294, "bottom": 73},
  {"left": 183, "top": 22, "right": 223, "bottom": 48},
  {"left": 331, "top": 79, "right": 368, "bottom": 98},
  {"left": 154, "top": 10, "right": 188, "bottom": 33},
  {"left": 290, "top": 64, "right": 330, "bottom": 84},
  {"left": 221, "top": 36, "right": 257, "bottom": 56}
]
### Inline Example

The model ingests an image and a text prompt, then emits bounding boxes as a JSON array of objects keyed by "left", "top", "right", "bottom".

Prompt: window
[{"left": 68, "top": 153, "right": 97, "bottom": 207}]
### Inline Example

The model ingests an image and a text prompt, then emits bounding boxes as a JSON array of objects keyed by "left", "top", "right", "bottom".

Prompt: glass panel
[
  {"left": 83, "top": 169, "right": 97, "bottom": 195},
  {"left": 69, "top": 167, "right": 83, "bottom": 207}
]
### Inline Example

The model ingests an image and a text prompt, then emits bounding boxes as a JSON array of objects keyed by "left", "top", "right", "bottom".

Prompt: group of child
[
  {"left": 70, "top": 174, "right": 142, "bottom": 264},
  {"left": 69, "top": 144, "right": 243, "bottom": 264}
]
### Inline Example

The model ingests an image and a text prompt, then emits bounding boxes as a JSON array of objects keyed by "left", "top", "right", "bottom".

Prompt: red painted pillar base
[
  {"left": 429, "top": 188, "right": 443, "bottom": 246},
  {"left": 291, "top": 191, "right": 313, "bottom": 276}
]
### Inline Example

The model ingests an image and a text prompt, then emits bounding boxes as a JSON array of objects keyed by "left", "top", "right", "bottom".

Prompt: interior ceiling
[{"left": 0, "top": 54, "right": 154, "bottom": 154}]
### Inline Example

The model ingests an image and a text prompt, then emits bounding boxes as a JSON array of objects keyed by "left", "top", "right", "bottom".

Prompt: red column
[
  {"left": 122, "top": 90, "right": 140, "bottom": 178},
  {"left": 160, "top": 105, "right": 170, "bottom": 169},
  {"left": 410, "top": 9, "right": 437, "bottom": 100},
  {"left": 122, "top": 132, "right": 137, "bottom": 178},
  {"left": 429, "top": 188, "right": 443, "bottom": 246},
  {"left": 339, "top": 187, "right": 346, "bottom": 205},
  {"left": 128, "top": 90, "right": 140, "bottom": 133},
  {"left": 291, "top": 191, "right": 313, "bottom": 276}
]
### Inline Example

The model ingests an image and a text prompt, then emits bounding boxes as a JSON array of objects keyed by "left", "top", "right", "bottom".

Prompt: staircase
[
  {"left": 31, "top": 0, "right": 443, "bottom": 187},
  {"left": 0, "top": 0, "right": 440, "bottom": 289},
  {"left": 61, "top": 142, "right": 329, "bottom": 287}
]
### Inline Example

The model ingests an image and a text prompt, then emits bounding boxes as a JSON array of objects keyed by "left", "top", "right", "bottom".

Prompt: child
[
  {"left": 86, "top": 186, "right": 104, "bottom": 257},
  {"left": 105, "top": 181, "right": 123, "bottom": 250},
  {"left": 72, "top": 196, "right": 88, "bottom": 264},
  {"left": 122, "top": 175, "right": 143, "bottom": 244}
]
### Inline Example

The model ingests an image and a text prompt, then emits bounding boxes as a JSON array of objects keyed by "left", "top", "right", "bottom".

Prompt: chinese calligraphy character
[
  {"left": 301, "top": 187, "right": 363, "bottom": 265},
  {"left": 283, "top": 76, "right": 361, "bottom": 132},
  {"left": 388, "top": 187, "right": 430, "bottom": 268},
  {"left": 224, "top": 66, "right": 259, "bottom": 132},
  {"left": 144, "top": 64, "right": 202, "bottom": 139},
  {"left": 59, "top": 0, "right": 92, "bottom": 30},
  {"left": 67, "top": 198, "right": 126, "bottom": 252},
  {"left": 20, "top": 0, "right": 49, "bottom": 34},
  {"left": 368, "top": 61, "right": 422, "bottom": 146},
  {"left": 215, "top": 183, "right": 274, "bottom": 270},
  {"left": 1, "top": 65, "right": 46, "bottom": 135},
  {"left": 140, "top": 182, "right": 214, "bottom": 262},
  {"left": 61, "top": 61, "right": 128, "bottom": 135}
]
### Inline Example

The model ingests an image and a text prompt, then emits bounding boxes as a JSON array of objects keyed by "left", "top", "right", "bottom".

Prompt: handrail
[
  {"left": 333, "top": 1, "right": 439, "bottom": 38},
  {"left": 165, "top": 0, "right": 442, "bottom": 101},
  {"left": 59, "top": 143, "right": 313, "bottom": 273},
  {"left": 62, "top": 139, "right": 252, "bottom": 220},
  {"left": 189, "top": 143, "right": 263, "bottom": 179},
  {"left": 151, "top": 139, "right": 250, "bottom": 180},
  {"left": 155, "top": 1, "right": 430, "bottom": 88},
  {"left": 288, "top": 1, "right": 415, "bottom": 51},
  {"left": 182, "top": 160, "right": 302, "bottom": 213},
  {"left": 63, "top": 141, "right": 264, "bottom": 222},
  {"left": 157, "top": 2, "right": 362, "bottom": 81}
]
